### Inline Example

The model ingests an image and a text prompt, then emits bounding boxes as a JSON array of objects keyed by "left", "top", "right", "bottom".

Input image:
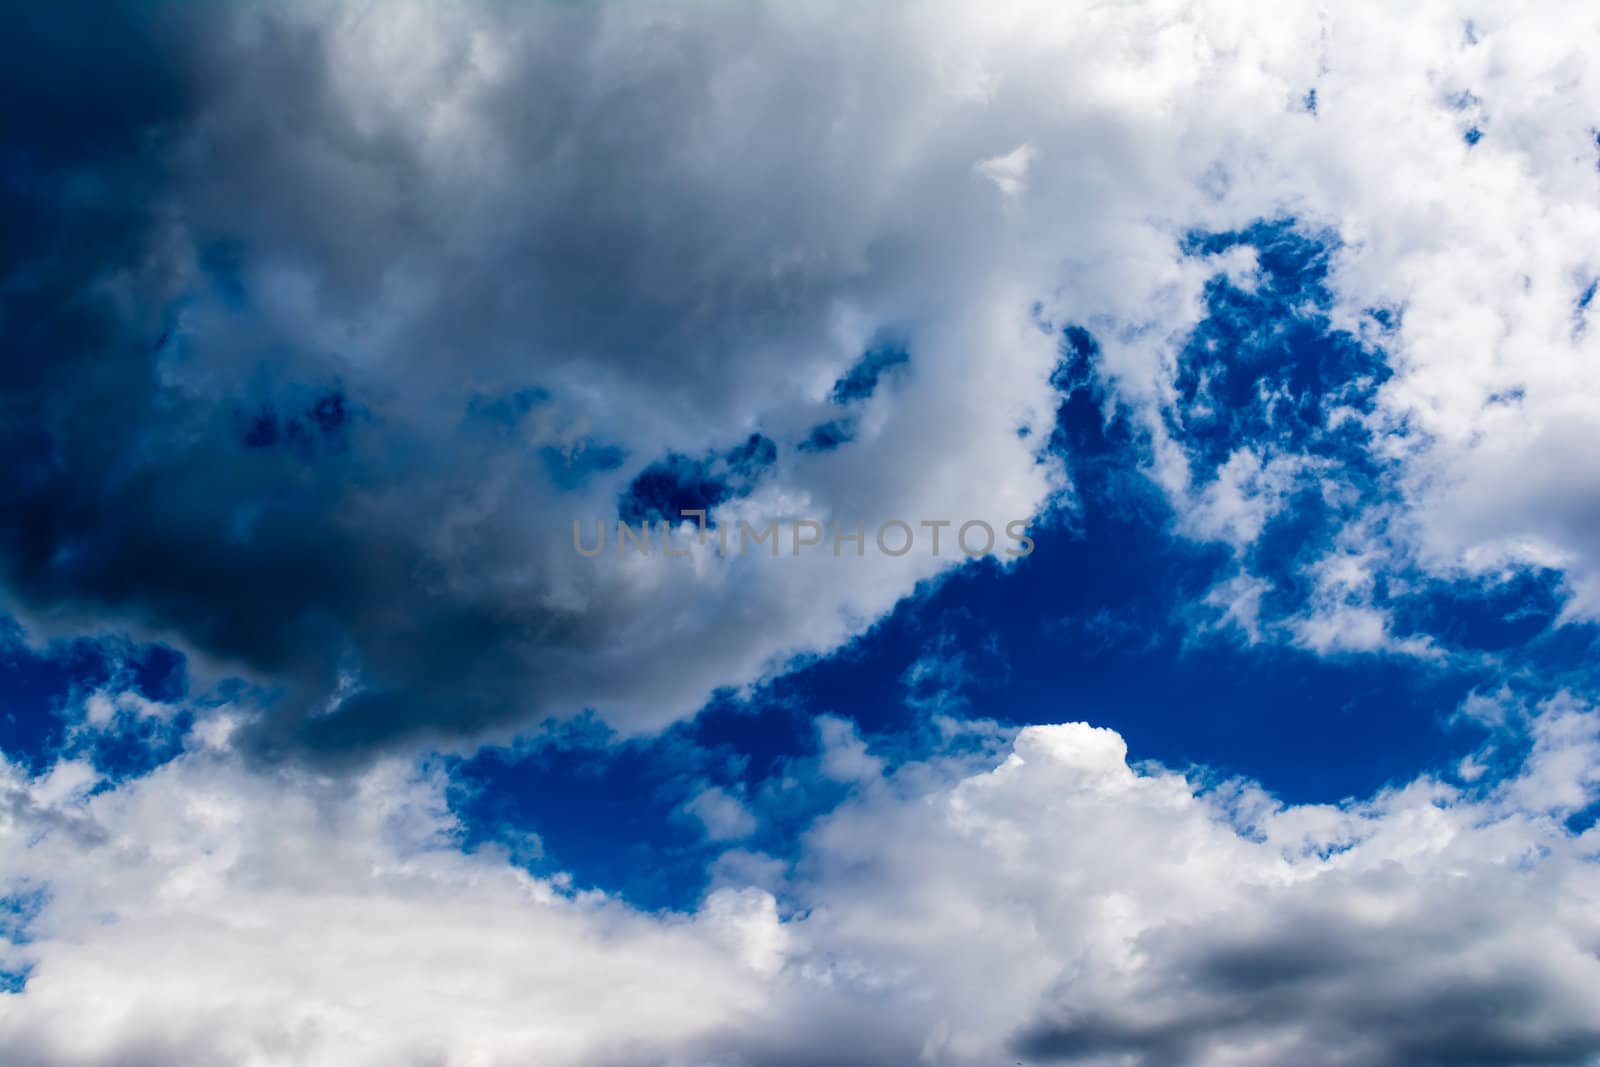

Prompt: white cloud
[
  {"left": 815, "top": 714, "right": 886, "bottom": 784},
  {"left": 682, "top": 786, "right": 759, "bottom": 843},
  {"left": 4, "top": 702, "right": 1600, "bottom": 1065},
  {"left": 0, "top": 725, "right": 782, "bottom": 1067},
  {"left": 1179, "top": 449, "right": 1309, "bottom": 549},
  {"left": 974, "top": 142, "right": 1036, "bottom": 198}
]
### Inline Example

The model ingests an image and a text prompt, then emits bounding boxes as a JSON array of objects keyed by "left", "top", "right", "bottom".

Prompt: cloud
[
  {"left": 2, "top": 0, "right": 1071, "bottom": 761},
  {"left": 4, "top": 701, "right": 1600, "bottom": 1065},
  {"left": 8, "top": 0, "right": 1600, "bottom": 762},
  {"left": 738, "top": 705, "right": 1600, "bottom": 1066},
  {"left": 0, "top": 718, "right": 785, "bottom": 1067},
  {"left": 8, "top": 0, "right": 1600, "bottom": 1055},
  {"left": 974, "top": 142, "right": 1037, "bottom": 198},
  {"left": 682, "top": 785, "right": 759, "bottom": 842},
  {"left": 814, "top": 714, "right": 886, "bottom": 784}
]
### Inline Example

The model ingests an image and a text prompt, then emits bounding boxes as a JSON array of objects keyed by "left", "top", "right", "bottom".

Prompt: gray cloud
[
  {"left": 1, "top": 0, "right": 1065, "bottom": 760},
  {"left": 1017, "top": 888, "right": 1600, "bottom": 1066}
]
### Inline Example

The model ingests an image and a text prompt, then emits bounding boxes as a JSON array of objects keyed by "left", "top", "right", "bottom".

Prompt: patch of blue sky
[
  {"left": 1, "top": 623, "right": 115, "bottom": 773},
  {"left": 0, "top": 886, "right": 45, "bottom": 947},
  {"left": 796, "top": 419, "right": 855, "bottom": 454},
  {"left": 446, "top": 219, "right": 1600, "bottom": 910},
  {"left": 446, "top": 700, "right": 851, "bottom": 912},
  {"left": 0, "top": 619, "right": 190, "bottom": 780},
  {"left": 1576, "top": 278, "right": 1598, "bottom": 337},
  {"left": 444, "top": 585, "right": 1584, "bottom": 913},
  {"left": 460, "top": 387, "right": 629, "bottom": 489},
  {"left": 83, "top": 703, "right": 193, "bottom": 786},
  {"left": 0, "top": 885, "right": 44, "bottom": 995},
  {"left": 1564, "top": 795, "right": 1600, "bottom": 836},
  {"left": 829, "top": 342, "right": 909, "bottom": 404},
  {"left": 618, "top": 432, "right": 777, "bottom": 526},
  {"left": 1387, "top": 569, "right": 1566, "bottom": 654},
  {"left": 453, "top": 475, "right": 1559, "bottom": 907},
  {"left": 540, "top": 441, "right": 628, "bottom": 491},
  {"left": 1171, "top": 219, "right": 1391, "bottom": 483},
  {"left": 446, "top": 487, "right": 1511, "bottom": 910},
  {"left": 238, "top": 385, "right": 354, "bottom": 457}
]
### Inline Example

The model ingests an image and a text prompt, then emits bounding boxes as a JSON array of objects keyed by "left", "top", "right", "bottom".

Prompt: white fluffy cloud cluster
[
  {"left": 3, "top": 702, "right": 1599, "bottom": 1066},
  {"left": 0, "top": 716, "right": 784, "bottom": 1067}
]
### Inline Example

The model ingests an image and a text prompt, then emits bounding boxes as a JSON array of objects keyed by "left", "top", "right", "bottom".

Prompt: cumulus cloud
[
  {"left": 2, "top": 0, "right": 1074, "bottom": 759},
  {"left": 0, "top": 717, "right": 785, "bottom": 1067},
  {"left": 4, "top": 702, "right": 1600, "bottom": 1065},
  {"left": 779, "top": 707, "right": 1600, "bottom": 1066},
  {"left": 682, "top": 784, "right": 759, "bottom": 842},
  {"left": 7, "top": 0, "right": 1600, "bottom": 759}
]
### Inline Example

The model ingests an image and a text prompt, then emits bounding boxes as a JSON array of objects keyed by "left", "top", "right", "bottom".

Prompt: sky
[{"left": 4, "top": 1, "right": 1600, "bottom": 1064}]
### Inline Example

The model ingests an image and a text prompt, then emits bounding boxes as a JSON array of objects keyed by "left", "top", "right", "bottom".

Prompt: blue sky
[
  {"left": 6, "top": 2, "right": 1600, "bottom": 1065},
  {"left": 9, "top": 219, "right": 1585, "bottom": 913}
]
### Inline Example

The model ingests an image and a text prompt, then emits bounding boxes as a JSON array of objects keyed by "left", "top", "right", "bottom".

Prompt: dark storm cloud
[
  {"left": 0, "top": 3, "right": 696, "bottom": 760},
  {"left": 1013, "top": 880, "right": 1600, "bottom": 1067},
  {"left": 0, "top": 1, "right": 1015, "bottom": 761}
]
